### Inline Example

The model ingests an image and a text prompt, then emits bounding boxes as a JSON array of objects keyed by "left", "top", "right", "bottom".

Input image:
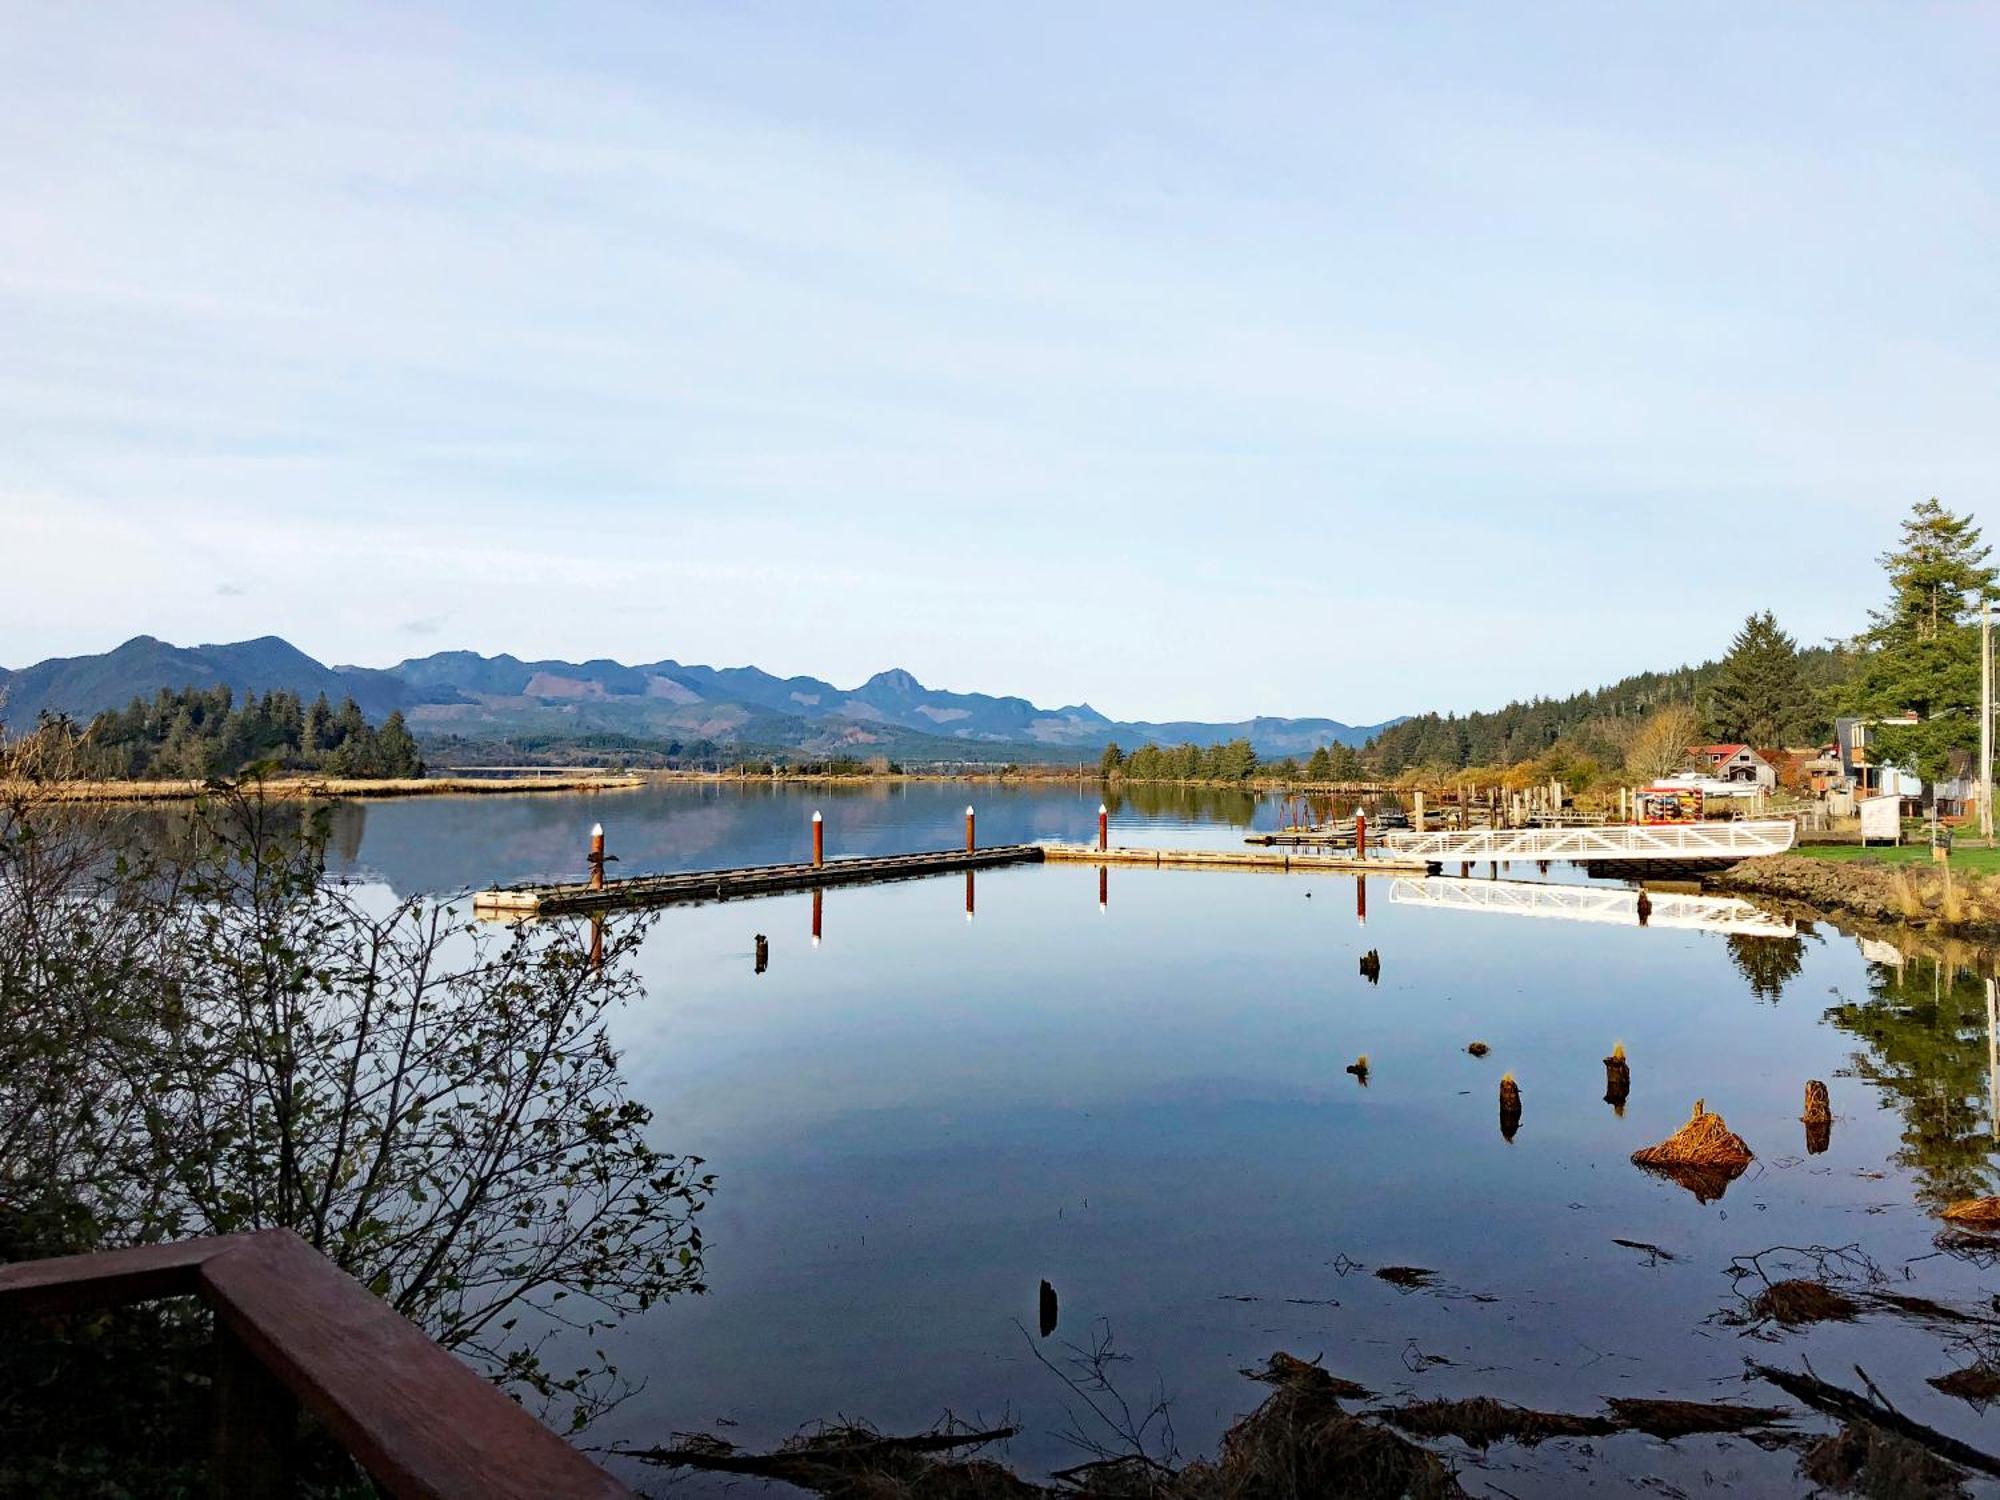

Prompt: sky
[{"left": 2, "top": 3, "right": 1995, "bottom": 724}]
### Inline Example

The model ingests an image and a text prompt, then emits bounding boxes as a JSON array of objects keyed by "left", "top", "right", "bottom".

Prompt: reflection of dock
[
  {"left": 1388, "top": 876, "right": 1796, "bottom": 936},
  {"left": 475, "top": 845, "right": 1044, "bottom": 917},
  {"left": 1381, "top": 819, "right": 1795, "bottom": 865},
  {"left": 1042, "top": 844, "right": 1427, "bottom": 874}
]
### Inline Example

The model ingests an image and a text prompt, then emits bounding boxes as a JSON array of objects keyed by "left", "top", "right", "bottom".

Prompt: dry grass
[
  {"left": 1602, "top": 1398, "right": 1790, "bottom": 1439},
  {"left": 1752, "top": 1279, "right": 1861, "bottom": 1326},
  {"left": 1941, "top": 1198, "right": 2000, "bottom": 1229},
  {"left": 1377, "top": 1397, "right": 1611, "bottom": 1447},
  {"left": 1632, "top": 1100, "right": 1754, "bottom": 1170}
]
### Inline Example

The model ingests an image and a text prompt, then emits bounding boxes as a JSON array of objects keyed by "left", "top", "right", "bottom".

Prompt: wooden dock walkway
[
  {"left": 474, "top": 840, "right": 1431, "bottom": 917},
  {"left": 1042, "top": 843, "right": 1428, "bottom": 874},
  {"left": 474, "top": 844, "right": 1044, "bottom": 917}
]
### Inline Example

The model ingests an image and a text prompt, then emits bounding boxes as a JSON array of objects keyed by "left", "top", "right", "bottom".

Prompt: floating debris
[
  {"left": 1803, "top": 1079, "right": 1832, "bottom": 1155},
  {"left": 1038, "top": 1279, "right": 1058, "bottom": 1339},
  {"left": 754, "top": 933, "right": 769, "bottom": 974},
  {"left": 1631, "top": 1099, "right": 1752, "bottom": 1200},
  {"left": 1346, "top": 1054, "right": 1370, "bottom": 1084},
  {"left": 1378, "top": 1395, "right": 1613, "bottom": 1447},
  {"left": 1374, "top": 1265, "right": 1436, "bottom": 1289},
  {"left": 1941, "top": 1198, "right": 2000, "bottom": 1229},
  {"left": 1929, "top": 1363, "right": 2000, "bottom": 1408},
  {"left": 1242, "top": 1352, "right": 1372, "bottom": 1400},
  {"left": 1465, "top": 1041, "right": 1489, "bottom": 1057},
  {"left": 1752, "top": 1278, "right": 1861, "bottom": 1326},
  {"left": 1603, "top": 1397, "right": 1790, "bottom": 1439},
  {"left": 1358, "top": 949, "right": 1382, "bottom": 984},
  {"left": 1611, "top": 1237, "right": 1676, "bottom": 1265}
]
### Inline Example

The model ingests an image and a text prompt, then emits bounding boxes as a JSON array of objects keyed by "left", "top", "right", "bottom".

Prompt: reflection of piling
[
  {"left": 588, "top": 913, "right": 604, "bottom": 972},
  {"left": 1604, "top": 1042, "right": 1630, "bottom": 1115},
  {"left": 812, "top": 810, "right": 825, "bottom": 868},
  {"left": 754, "top": 933, "right": 769, "bottom": 974},
  {"left": 1356, "top": 875, "right": 1368, "bottom": 926},
  {"left": 1499, "top": 1074, "right": 1522, "bottom": 1141},
  {"left": 1802, "top": 1079, "right": 1832, "bottom": 1155},
  {"left": 588, "top": 822, "right": 606, "bottom": 891},
  {"left": 1358, "top": 948, "right": 1380, "bottom": 984},
  {"left": 811, "top": 887, "right": 823, "bottom": 946},
  {"left": 1098, "top": 866, "right": 1107, "bottom": 911},
  {"left": 1636, "top": 889, "right": 1652, "bottom": 927},
  {"left": 965, "top": 869, "right": 975, "bottom": 921}
]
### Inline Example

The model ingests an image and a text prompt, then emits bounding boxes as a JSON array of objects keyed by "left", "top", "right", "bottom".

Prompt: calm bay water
[{"left": 333, "top": 783, "right": 2000, "bottom": 1495}]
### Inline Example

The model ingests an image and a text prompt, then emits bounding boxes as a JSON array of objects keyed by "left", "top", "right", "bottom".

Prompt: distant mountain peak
[{"left": 861, "top": 667, "right": 926, "bottom": 695}]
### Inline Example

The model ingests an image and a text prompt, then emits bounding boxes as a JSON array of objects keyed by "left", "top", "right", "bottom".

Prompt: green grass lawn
[{"left": 1793, "top": 841, "right": 2000, "bottom": 875}]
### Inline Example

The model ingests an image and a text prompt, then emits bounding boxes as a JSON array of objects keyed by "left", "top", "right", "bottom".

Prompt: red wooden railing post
[{"left": 214, "top": 1321, "right": 296, "bottom": 1497}]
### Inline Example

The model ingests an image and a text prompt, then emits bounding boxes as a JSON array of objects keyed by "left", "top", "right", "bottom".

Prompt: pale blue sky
[{"left": 3, "top": 3, "right": 1994, "bottom": 722}]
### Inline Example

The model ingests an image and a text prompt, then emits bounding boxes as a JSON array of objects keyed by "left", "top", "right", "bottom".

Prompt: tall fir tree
[
  {"left": 1707, "top": 611, "right": 1810, "bottom": 748},
  {"left": 1845, "top": 498, "right": 1995, "bottom": 790}
]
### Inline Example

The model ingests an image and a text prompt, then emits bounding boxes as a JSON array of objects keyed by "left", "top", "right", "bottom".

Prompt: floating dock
[
  {"left": 474, "top": 844, "right": 1044, "bottom": 917},
  {"left": 1041, "top": 843, "right": 1428, "bottom": 874},
  {"left": 474, "top": 840, "right": 1431, "bottom": 917}
]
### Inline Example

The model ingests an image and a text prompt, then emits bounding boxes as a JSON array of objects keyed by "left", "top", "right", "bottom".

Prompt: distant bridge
[
  {"left": 1378, "top": 819, "right": 1795, "bottom": 865},
  {"left": 1388, "top": 876, "right": 1796, "bottom": 937}
]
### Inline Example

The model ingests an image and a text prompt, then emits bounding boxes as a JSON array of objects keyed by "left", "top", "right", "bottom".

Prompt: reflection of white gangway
[
  {"left": 1380, "top": 819, "right": 1795, "bottom": 864},
  {"left": 1388, "top": 877, "right": 1796, "bottom": 937}
]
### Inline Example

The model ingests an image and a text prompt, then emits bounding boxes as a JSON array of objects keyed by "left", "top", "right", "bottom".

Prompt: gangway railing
[{"left": 1379, "top": 819, "right": 1795, "bottom": 864}]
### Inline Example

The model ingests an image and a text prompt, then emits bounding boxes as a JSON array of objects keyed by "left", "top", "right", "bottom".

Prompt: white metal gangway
[
  {"left": 1388, "top": 876, "right": 1796, "bottom": 937},
  {"left": 1379, "top": 819, "right": 1796, "bottom": 864}
]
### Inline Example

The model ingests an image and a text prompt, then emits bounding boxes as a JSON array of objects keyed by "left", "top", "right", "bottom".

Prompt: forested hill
[{"left": 1366, "top": 645, "right": 1855, "bottom": 773}]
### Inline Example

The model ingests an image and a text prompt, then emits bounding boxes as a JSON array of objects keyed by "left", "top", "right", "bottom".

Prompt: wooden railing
[{"left": 0, "top": 1228, "right": 632, "bottom": 1499}]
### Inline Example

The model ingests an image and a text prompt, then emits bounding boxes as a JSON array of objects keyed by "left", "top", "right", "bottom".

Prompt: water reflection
[
  {"left": 1826, "top": 953, "right": 2000, "bottom": 1210},
  {"left": 1388, "top": 876, "right": 1795, "bottom": 937},
  {"left": 1728, "top": 932, "right": 1807, "bottom": 1004}
]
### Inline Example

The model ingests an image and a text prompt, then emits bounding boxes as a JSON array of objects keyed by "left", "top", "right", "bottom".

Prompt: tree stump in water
[
  {"left": 1604, "top": 1044, "right": 1630, "bottom": 1114},
  {"left": 1499, "top": 1074, "right": 1522, "bottom": 1141},
  {"left": 1802, "top": 1080, "right": 1831, "bottom": 1155}
]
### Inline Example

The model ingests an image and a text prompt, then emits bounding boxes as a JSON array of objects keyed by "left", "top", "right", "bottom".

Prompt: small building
[
  {"left": 1833, "top": 716, "right": 1926, "bottom": 804},
  {"left": 1685, "top": 743, "right": 1777, "bottom": 791}
]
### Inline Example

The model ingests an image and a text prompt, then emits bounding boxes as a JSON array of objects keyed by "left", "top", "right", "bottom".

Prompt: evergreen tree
[
  {"left": 1099, "top": 741, "right": 1125, "bottom": 777},
  {"left": 1305, "top": 745, "right": 1333, "bottom": 781},
  {"left": 1844, "top": 498, "right": 1996, "bottom": 790},
  {"left": 375, "top": 711, "right": 424, "bottom": 778},
  {"left": 1708, "top": 611, "right": 1811, "bottom": 748},
  {"left": 1327, "top": 742, "right": 1363, "bottom": 781}
]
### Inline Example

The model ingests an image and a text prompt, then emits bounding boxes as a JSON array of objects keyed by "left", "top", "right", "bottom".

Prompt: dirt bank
[{"left": 1707, "top": 855, "right": 2000, "bottom": 942}]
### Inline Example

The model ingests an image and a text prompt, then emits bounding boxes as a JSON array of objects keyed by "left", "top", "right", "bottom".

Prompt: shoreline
[
  {"left": 1707, "top": 853, "right": 2000, "bottom": 946},
  {"left": 2, "top": 773, "right": 649, "bottom": 803}
]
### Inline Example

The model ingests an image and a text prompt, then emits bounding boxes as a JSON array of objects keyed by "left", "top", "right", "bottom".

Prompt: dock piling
[
  {"left": 1098, "top": 803, "right": 1109, "bottom": 851},
  {"left": 812, "top": 810, "right": 824, "bottom": 868},
  {"left": 966, "top": 805, "right": 976, "bottom": 852},
  {"left": 588, "top": 823, "right": 606, "bottom": 891},
  {"left": 1355, "top": 812, "right": 1367, "bottom": 860}
]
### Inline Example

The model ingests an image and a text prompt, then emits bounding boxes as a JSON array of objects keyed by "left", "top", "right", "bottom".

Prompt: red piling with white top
[{"left": 812, "top": 810, "right": 824, "bottom": 868}]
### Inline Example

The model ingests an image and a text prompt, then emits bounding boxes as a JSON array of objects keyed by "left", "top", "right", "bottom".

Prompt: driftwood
[
  {"left": 1941, "top": 1198, "right": 2000, "bottom": 1228},
  {"left": 1751, "top": 1362, "right": 2000, "bottom": 1481}
]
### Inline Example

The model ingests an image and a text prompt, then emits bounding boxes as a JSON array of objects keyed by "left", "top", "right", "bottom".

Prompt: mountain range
[{"left": 0, "top": 635, "right": 1398, "bottom": 758}]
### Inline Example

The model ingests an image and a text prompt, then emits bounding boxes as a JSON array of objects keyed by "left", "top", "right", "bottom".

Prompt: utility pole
[{"left": 1982, "top": 594, "right": 1993, "bottom": 846}]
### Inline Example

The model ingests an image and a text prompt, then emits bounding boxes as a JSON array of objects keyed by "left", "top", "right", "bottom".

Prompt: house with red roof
[{"left": 1684, "top": 743, "right": 1777, "bottom": 790}]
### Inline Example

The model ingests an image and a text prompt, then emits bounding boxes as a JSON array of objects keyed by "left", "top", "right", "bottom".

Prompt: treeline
[
  {"left": 1365, "top": 643, "right": 1857, "bottom": 777},
  {"left": 11, "top": 685, "right": 425, "bottom": 780}
]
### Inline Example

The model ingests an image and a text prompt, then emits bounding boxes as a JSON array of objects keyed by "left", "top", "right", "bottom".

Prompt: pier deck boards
[
  {"left": 1041, "top": 843, "right": 1428, "bottom": 874},
  {"left": 475, "top": 844, "right": 1044, "bottom": 917}
]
